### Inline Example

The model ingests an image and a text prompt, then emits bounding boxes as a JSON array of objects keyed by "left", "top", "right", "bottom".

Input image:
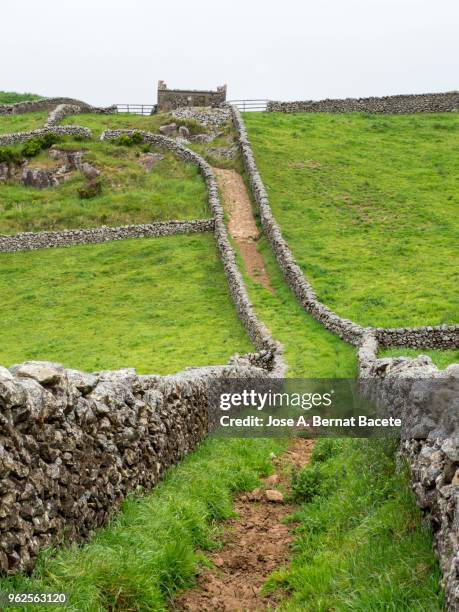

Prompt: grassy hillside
[
  {"left": 240, "top": 235, "right": 357, "bottom": 377},
  {"left": 0, "top": 138, "right": 209, "bottom": 233},
  {"left": 62, "top": 111, "right": 240, "bottom": 170},
  {"left": 0, "top": 111, "right": 47, "bottom": 134},
  {"left": 0, "top": 91, "right": 41, "bottom": 104},
  {"left": 0, "top": 232, "right": 444, "bottom": 611},
  {"left": 0, "top": 235, "right": 253, "bottom": 374},
  {"left": 244, "top": 112, "right": 459, "bottom": 329}
]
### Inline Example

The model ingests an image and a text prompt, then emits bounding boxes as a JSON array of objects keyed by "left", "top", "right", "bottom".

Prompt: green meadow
[
  {"left": 244, "top": 111, "right": 459, "bottom": 329},
  {"left": 0, "top": 139, "right": 209, "bottom": 233},
  {"left": 0, "top": 235, "right": 252, "bottom": 374}
]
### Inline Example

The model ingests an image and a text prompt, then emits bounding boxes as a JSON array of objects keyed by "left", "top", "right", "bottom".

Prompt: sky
[{"left": 2, "top": 0, "right": 458, "bottom": 106}]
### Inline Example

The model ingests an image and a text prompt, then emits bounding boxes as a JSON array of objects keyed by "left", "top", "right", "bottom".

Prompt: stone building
[{"left": 157, "top": 81, "right": 227, "bottom": 112}]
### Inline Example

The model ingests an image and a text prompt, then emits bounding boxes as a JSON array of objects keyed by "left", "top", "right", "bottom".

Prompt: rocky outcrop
[
  {"left": 159, "top": 123, "right": 178, "bottom": 137},
  {"left": 21, "top": 167, "right": 56, "bottom": 189},
  {"left": 268, "top": 91, "right": 459, "bottom": 114},
  {"left": 139, "top": 152, "right": 164, "bottom": 172}
]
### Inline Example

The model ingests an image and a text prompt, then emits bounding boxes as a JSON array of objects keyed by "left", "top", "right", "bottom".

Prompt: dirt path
[
  {"left": 175, "top": 439, "right": 313, "bottom": 611},
  {"left": 214, "top": 168, "right": 274, "bottom": 293}
]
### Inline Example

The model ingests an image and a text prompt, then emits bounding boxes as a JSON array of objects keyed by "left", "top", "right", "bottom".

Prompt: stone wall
[
  {"left": 101, "top": 128, "right": 286, "bottom": 377},
  {"left": 267, "top": 91, "right": 459, "bottom": 114},
  {"left": 0, "top": 126, "right": 92, "bottom": 147},
  {"left": 0, "top": 220, "right": 215, "bottom": 253},
  {"left": 359, "top": 334, "right": 459, "bottom": 610},
  {"left": 0, "top": 97, "right": 116, "bottom": 116},
  {"left": 230, "top": 105, "right": 459, "bottom": 351},
  {"left": 157, "top": 81, "right": 227, "bottom": 112},
  {"left": 45, "top": 103, "right": 117, "bottom": 127},
  {"left": 0, "top": 119, "right": 286, "bottom": 574},
  {"left": 0, "top": 358, "right": 272, "bottom": 574}
]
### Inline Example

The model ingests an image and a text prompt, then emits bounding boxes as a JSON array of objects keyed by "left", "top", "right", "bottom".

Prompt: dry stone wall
[
  {"left": 359, "top": 334, "right": 459, "bottom": 610},
  {"left": 45, "top": 103, "right": 117, "bottom": 127},
  {"left": 0, "top": 359, "right": 271, "bottom": 574},
  {"left": 101, "top": 129, "right": 286, "bottom": 377},
  {"left": 0, "top": 126, "right": 92, "bottom": 147},
  {"left": 233, "top": 105, "right": 459, "bottom": 608},
  {"left": 267, "top": 91, "right": 459, "bottom": 114},
  {"left": 0, "top": 98, "right": 116, "bottom": 116},
  {"left": 0, "top": 220, "right": 215, "bottom": 253},
  {"left": 1, "top": 102, "right": 457, "bottom": 608},
  {"left": 0, "top": 115, "right": 286, "bottom": 574}
]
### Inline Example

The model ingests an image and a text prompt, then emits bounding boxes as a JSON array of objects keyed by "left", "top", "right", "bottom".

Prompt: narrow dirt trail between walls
[
  {"left": 174, "top": 438, "right": 314, "bottom": 612},
  {"left": 214, "top": 168, "right": 274, "bottom": 293}
]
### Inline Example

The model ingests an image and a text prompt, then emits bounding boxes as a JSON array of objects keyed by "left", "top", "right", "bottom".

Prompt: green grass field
[
  {"left": 244, "top": 111, "right": 459, "bottom": 329},
  {"left": 381, "top": 346, "right": 459, "bottom": 369},
  {"left": 269, "top": 439, "right": 444, "bottom": 611},
  {"left": 0, "top": 235, "right": 253, "bottom": 374},
  {"left": 0, "top": 91, "right": 41, "bottom": 104},
  {"left": 0, "top": 111, "right": 47, "bottom": 134},
  {"left": 239, "top": 235, "right": 357, "bottom": 377},
  {"left": 0, "top": 139, "right": 209, "bottom": 233}
]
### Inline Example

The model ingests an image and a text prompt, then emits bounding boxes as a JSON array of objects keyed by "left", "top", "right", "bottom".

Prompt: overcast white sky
[{"left": 2, "top": 0, "right": 458, "bottom": 106}]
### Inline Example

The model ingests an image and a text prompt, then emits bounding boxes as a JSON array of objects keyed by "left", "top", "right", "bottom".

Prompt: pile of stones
[{"left": 170, "top": 106, "right": 231, "bottom": 129}]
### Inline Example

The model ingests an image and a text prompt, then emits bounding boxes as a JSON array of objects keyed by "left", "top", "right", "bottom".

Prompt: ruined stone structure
[{"left": 157, "top": 81, "right": 226, "bottom": 112}]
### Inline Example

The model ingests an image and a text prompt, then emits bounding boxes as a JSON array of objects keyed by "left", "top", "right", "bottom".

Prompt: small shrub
[
  {"left": 78, "top": 178, "right": 102, "bottom": 199},
  {"left": 130, "top": 131, "right": 143, "bottom": 144},
  {"left": 291, "top": 464, "right": 322, "bottom": 503},
  {"left": 115, "top": 131, "right": 144, "bottom": 147},
  {"left": 40, "top": 133, "right": 59, "bottom": 149},
  {"left": 21, "top": 139, "right": 42, "bottom": 158},
  {"left": 141, "top": 144, "right": 151, "bottom": 153},
  {"left": 21, "top": 134, "right": 60, "bottom": 158},
  {"left": 0, "top": 147, "right": 23, "bottom": 165},
  {"left": 311, "top": 438, "right": 336, "bottom": 463}
]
